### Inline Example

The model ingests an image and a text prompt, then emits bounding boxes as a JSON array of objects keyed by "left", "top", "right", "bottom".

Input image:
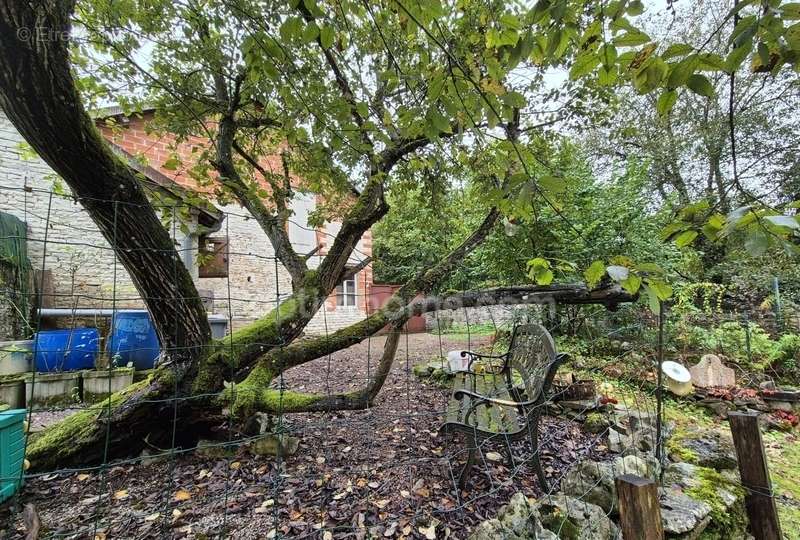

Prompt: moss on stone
[
  {"left": 686, "top": 467, "right": 747, "bottom": 539},
  {"left": 666, "top": 428, "right": 700, "bottom": 463},
  {"left": 538, "top": 506, "right": 580, "bottom": 540},
  {"left": 584, "top": 412, "right": 609, "bottom": 434}
]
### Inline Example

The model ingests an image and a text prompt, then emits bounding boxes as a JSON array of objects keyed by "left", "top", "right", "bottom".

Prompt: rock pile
[{"left": 469, "top": 412, "right": 746, "bottom": 540}]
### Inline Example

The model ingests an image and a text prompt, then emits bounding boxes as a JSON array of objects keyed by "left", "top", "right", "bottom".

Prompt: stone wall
[{"left": 423, "top": 304, "right": 547, "bottom": 331}]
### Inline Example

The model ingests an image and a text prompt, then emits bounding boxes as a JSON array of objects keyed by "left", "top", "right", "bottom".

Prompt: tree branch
[{"left": 297, "top": 4, "right": 374, "bottom": 153}]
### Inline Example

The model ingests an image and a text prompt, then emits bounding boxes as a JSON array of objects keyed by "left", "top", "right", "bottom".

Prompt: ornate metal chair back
[{"left": 507, "top": 323, "right": 557, "bottom": 402}]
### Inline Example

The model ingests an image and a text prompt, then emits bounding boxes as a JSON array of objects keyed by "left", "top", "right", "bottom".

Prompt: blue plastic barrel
[
  {"left": 33, "top": 328, "right": 100, "bottom": 372},
  {"left": 106, "top": 311, "right": 160, "bottom": 370}
]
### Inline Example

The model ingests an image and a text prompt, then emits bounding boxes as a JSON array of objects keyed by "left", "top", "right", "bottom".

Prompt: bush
[
  {"left": 770, "top": 333, "right": 800, "bottom": 378},
  {"left": 689, "top": 321, "right": 777, "bottom": 370}
]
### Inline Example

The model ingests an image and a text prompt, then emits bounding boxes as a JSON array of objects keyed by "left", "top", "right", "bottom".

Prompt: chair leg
[
  {"left": 458, "top": 436, "right": 478, "bottom": 489},
  {"left": 502, "top": 439, "right": 515, "bottom": 469},
  {"left": 528, "top": 414, "right": 549, "bottom": 492}
]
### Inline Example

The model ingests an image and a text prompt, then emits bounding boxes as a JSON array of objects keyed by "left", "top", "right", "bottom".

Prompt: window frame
[
  {"left": 336, "top": 275, "right": 357, "bottom": 307},
  {"left": 198, "top": 236, "right": 229, "bottom": 278}
]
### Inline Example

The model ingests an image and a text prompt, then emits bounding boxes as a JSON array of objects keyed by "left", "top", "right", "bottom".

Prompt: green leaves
[
  {"left": 584, "top": 260, "right": 606, "bottom": 288},
  {"left": 613, "top": 30, "right": 651, "bottom": 47},
  {"left": 782, "top": 3, "right": 800, "bottom": 19},
  {"left": 686, "top": 74, "right": 715, "bottom": 98},
  {"left": 319, "top": 25, "right": 335, "bottom": 49},
  {"left": 570, "top": 52, "right": 600, "bottom": 80},
  {"left": 621, "top": 274, "right": 642, "bottom": 294},
  {"left": 674, "top": 229, "right": 699, "bottom": 248},
  {"left": 666, "top": 56, "right": 698, "bottom": 88},
  {"left": 539, "top": 175, "right": 566, "bottom": 194},
  {"left": 656, "top": 90, "right": 678, "bottom": 116},
  {"left": 725, "top": 42, "right": 752, "bottom": 73},
  {"left": 279, "top": 16, "right": 303, "bottom": 42},
  {"left": 527, "top": 257, "right": 554, "bottom": 285}
]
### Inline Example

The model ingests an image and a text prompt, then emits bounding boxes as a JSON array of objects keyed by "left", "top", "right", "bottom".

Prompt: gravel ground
[{"left": 1, "top": 333, "right": 608, "bottom": 539}]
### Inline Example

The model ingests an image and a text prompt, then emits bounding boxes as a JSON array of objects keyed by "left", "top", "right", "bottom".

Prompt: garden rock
[
  {"left": 561, "top": 455, "right": 655, "bottom": 514},
  {"left": 667, "top": 428, "right": 737, "bottom": 470},
  {"left": 663, "top": 462, "right": 741, "bottom": 510},
  {"left": 690, "top": 354, "right": 735, "bottom": 388},
  {"left": 535, "top": 494, "right": 620, "bottom": 539},
  {"left": 412, "top": 360, "right": 453, "bottom": 386},
  {"left": 468, "top": 492, "right": 557, "bottom": 540},
  {"left": 249, "top": 433, "right": 300, "bottom": 456},
  {"left": 659, "top": 488, "right": 712, "bottom": 536},
  {"left": 606, "top": 407, "right": 669, "bottom": 454}
]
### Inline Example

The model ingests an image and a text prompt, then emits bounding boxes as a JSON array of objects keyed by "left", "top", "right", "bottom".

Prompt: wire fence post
[
  {"left": 773, "top": 276, "right": 781, "bottom": 332},
  {"left": 654, "top": 300, "right": 665, "bottom": 466},
  {"left": 615, "top": 474, "right": 664, "bottom": 540},
  {"left": 728, "top": 411, "right": 782, "bottom": 540}
]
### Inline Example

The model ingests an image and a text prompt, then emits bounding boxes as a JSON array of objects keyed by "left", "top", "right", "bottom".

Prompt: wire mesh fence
[{"left": 0, "top": 184, "right": 796, "bottom": 539}]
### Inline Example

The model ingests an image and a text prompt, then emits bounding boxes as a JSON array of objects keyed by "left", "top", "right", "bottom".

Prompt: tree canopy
[{"left": 0, "top": 0, "right": 799, "bottom": 467}]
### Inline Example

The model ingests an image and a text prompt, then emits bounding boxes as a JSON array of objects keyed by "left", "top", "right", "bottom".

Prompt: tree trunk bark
[{"left": 0, "top": 1, "right": 211, "bottom": 355}]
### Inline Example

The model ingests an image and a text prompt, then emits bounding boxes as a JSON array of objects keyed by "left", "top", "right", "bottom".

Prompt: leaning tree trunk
[{"left": 0, "top": 0, "right": 223, "bottom": 468}]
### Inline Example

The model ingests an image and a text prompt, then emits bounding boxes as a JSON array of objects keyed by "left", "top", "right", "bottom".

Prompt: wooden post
[
  {"left": 616, "top": 474, "right": 664, "bottom": 540},
  {"left": 728, "top": 412, "right": 782, "bottom": 540}
]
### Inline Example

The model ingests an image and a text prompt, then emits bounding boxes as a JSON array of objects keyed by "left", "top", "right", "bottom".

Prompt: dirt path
[{"left": 1, "top": 333, "right": 605, "bottom": 539}]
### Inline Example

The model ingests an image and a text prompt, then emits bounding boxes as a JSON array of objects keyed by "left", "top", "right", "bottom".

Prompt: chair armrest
[{"left": 452, "top": 388, "right": 536, "bottom": 408}]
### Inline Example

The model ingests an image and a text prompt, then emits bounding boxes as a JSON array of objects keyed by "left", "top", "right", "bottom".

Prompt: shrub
[
  {"left": 687, "top": 321, "right": 777, "bottom": 370},
  {"left": 770, "top": 333, "right": 800, "bottom": 378}
]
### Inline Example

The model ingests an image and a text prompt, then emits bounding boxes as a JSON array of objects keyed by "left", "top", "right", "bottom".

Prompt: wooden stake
[
  {"left": 728, "top": 411, "right": 782, "bottom": 540},
  {"left": 616, "top": 474, "right": 664, "bottom": 540}
]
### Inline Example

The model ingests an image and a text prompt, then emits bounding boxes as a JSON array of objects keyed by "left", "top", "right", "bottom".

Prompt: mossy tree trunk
[{"left": 0, "top": 2, "right": 638, "bottom": 472}]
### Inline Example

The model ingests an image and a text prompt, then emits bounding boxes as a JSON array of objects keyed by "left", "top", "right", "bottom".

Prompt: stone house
[{"left": 0, "top": 109, "right": 374, "bottom": 335}]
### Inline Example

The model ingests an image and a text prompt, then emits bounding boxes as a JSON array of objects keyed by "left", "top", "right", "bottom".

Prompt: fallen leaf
[
  {"left": 418, "top": 524, "right": 436, "bottom": 539},
  {"left": 94, "top": 533, "right": 106, "bottom": 540},
  {"left": 77, "top": 473, "right": 90, "bottom": 482},
  {"left": 197, "top": 469, "right": 212, "bottom": 480},
  {"left": 373, "top": 499, "right": 390, "bottom": 509},
  {"left": 368, "top": 481, "right": 379, "bottom": 489},
  {"left": 486, "top": 452, "right": 503, "bottom": 462},
  {"left": 323, "top": 532, "right": 333, "bottom": 540},
  {"left": 144, "top": 512, "right": 161, "bottom": 521},
  {"left": 174, "top": 489, "right": 191, "bottom": 502},
  {"left": 229, "top": 462, "right": 241, "bottom": 470},
  {"left": 400, "top": 490, "right": 410, "bottom": 498},
  {"left": 113, "top": 489, "right": 129, "bottom": 500},
  {"left": 316, "top": 456, "right": 326, "bottom": 464}
]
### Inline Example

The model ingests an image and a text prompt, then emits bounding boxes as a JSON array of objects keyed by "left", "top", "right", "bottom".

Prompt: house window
[
  {"left": 198, "top": 236, "right": 229, "bottom": 278},
  {"left": 336, "top": 275, "right": 357, "bottom": 307}
]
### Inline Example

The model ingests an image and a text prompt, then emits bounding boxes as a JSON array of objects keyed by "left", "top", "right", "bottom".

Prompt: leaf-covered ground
[{"left": 1, "top": 333, "right": 608, "bottom": 539}]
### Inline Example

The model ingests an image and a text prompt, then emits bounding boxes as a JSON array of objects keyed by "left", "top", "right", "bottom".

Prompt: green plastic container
[{"left": 0, "top": 408, "right": 26, "bottom": 502}]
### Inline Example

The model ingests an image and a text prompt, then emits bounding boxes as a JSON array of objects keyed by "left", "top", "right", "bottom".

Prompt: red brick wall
[{"left": 97, "top": 112, "right": 374, "bottom": 304}]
